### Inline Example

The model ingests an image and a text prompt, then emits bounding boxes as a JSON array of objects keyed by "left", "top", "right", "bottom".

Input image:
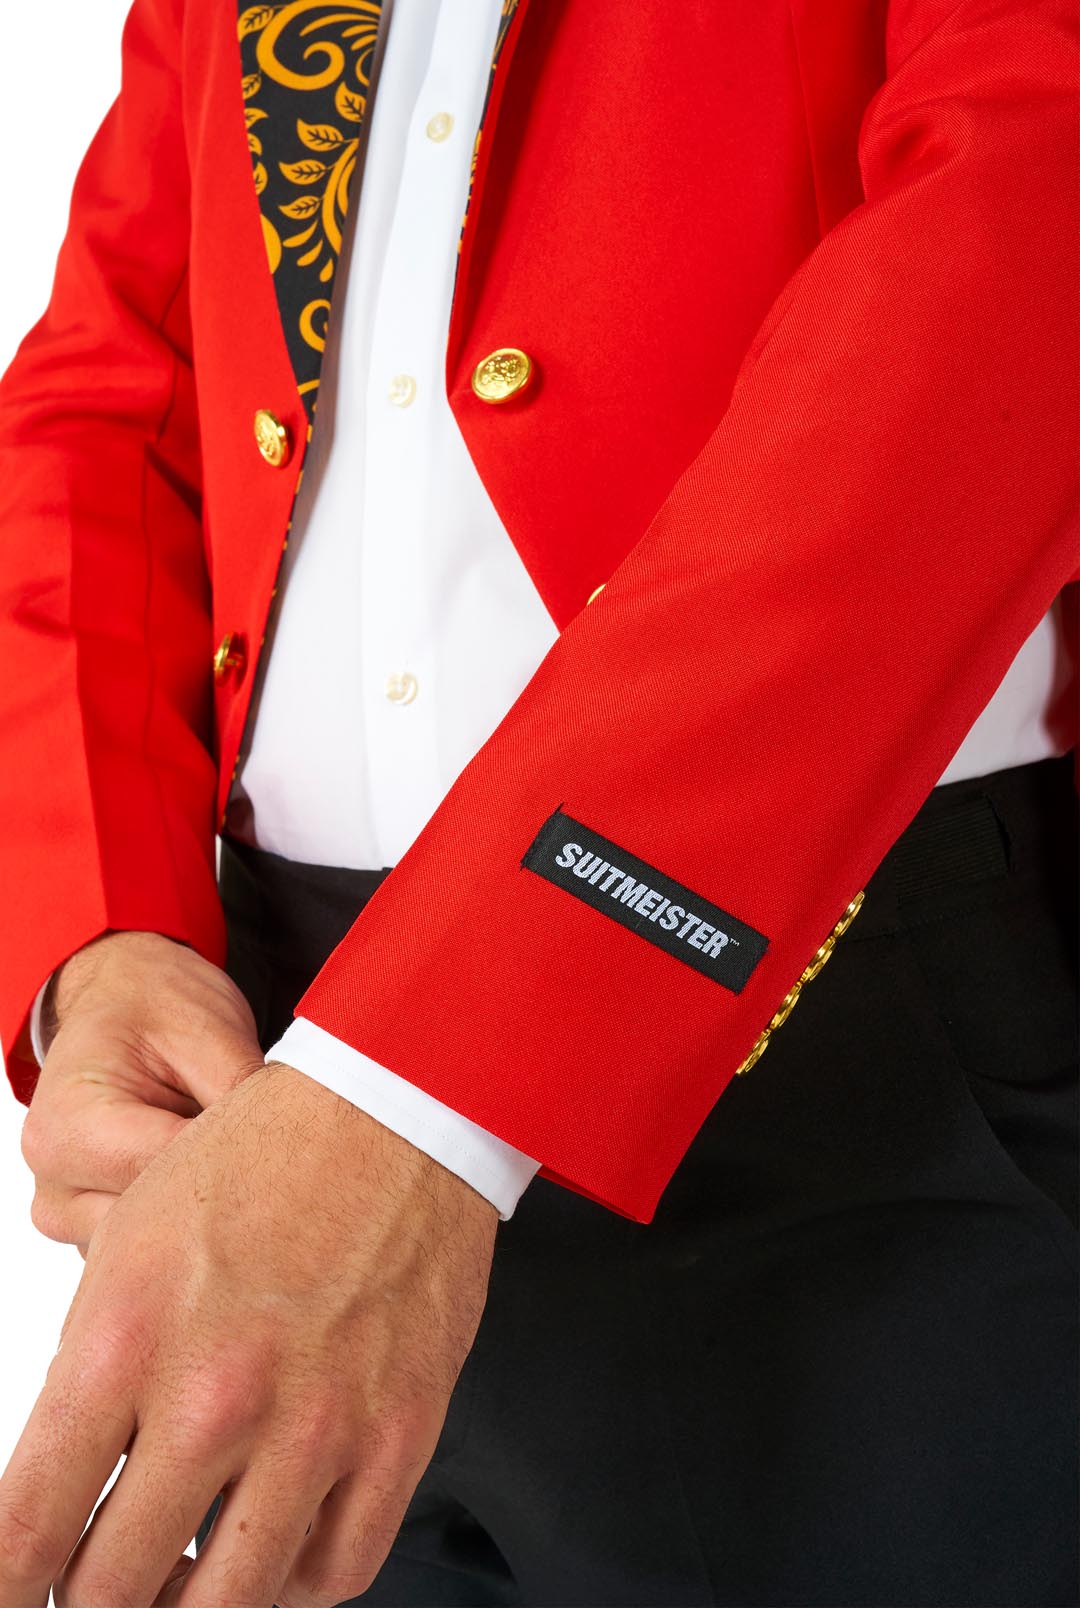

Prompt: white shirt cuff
[
  {"left": 29, "top": 974, "right": 54, "bottom": 1067},
  {"left": 266, "top": 1015, "right": 541, "bottom": 1221}
]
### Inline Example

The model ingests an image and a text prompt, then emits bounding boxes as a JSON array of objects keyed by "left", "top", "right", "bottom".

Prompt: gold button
[
  {"left": 386, "top": 671, "right": 419, "bottom": 705},
  {"left": 253, "top": 408, "right": 291, "bottom": 467},
  {"left": 586, "top": 583, "right": 606, "bottom": 606},
  {"left": 471, "top": 348, "right": 534, "bottom": 404},
  {"left": 388, "top": 374, "right": 417, "bottom": 408},
  {"left": 213, "top": 632, "right": 247, "bottom": 684},
  {"left": 426, "top": 112, "right": 454, "bottom": 142}
]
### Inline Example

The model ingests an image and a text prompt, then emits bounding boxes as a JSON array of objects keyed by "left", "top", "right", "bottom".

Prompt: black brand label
[{"left": 522, "top": 809, "right": 769, "bottom": 993}]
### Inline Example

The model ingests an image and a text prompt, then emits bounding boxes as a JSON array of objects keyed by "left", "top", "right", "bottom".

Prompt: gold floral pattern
[
  {"left": 237, "top": 0, "right": 522, "bottom": 422},
  {"left": 237, "top": 0, "right": 382, "bottom": 420}
]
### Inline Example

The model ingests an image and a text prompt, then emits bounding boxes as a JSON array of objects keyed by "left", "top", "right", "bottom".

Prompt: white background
[{"left": 0, "top": 0, "right": 133, "bottom": 1540}]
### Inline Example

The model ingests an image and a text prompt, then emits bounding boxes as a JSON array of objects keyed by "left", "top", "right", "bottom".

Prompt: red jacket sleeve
[
  {"left": 294, "top": 0, "right": 1079, "bottom": 1220},
  {"left": 0, "top": 0, "right": 222, "bottom": 1100}
]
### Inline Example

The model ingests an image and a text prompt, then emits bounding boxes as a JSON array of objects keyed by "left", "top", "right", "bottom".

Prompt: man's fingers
[
  {"left": 25, "top": 1089, "right": 191, "bottom": 1197},
  {"left": 30, "top": 1186, "right": 116, "bottom": 1249},
  {"left": 0, "top": 1337, "right": 134, "bottom": 1608},
  {"left": 53, "top": 1422, "right": 239, "bottom": 1608},
  {"left": 168, "top": 1461, "right": 333, "bottom": 1608},
  {"left": 150, "top": 1552, "right": 197, "bottom": 1606},
  {"left": 277, "top": 1461, "right": 423, "bottom": 1608}
]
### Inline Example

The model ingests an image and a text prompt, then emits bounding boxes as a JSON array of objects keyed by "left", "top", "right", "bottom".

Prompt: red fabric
[{"left": 0, "top": 0, "right": 1075, "bottom": 1218}]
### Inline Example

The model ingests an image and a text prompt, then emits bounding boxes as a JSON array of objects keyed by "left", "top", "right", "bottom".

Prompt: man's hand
[
  {"left": 0, "top": 1059, "right": 498, "bottom": 1608},
  {"left": 20, "top": 931, "right": 266, "bottom": 1255}
]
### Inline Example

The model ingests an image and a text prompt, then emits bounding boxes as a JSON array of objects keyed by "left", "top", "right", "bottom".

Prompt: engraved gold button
[
  {"left": 388, "top": 374, "right": 417, "bottom": 408},
  {"left": 253, "top": 408, "right": 291, "bottom": 467},
  {"left": 426, "top": 111, "right": 454, "bottom": 142},
  {"left": 386, "top": 671, "right": 419, "bottom": 705},
  {"left": 213, "top": 631, "right": 246, "bottom": 684},
  {"left": 471, "top": 348, "right": 534, "bottom": 404},
  {"left": 586, "top": 583, "right": 606, "bottom": 606}
]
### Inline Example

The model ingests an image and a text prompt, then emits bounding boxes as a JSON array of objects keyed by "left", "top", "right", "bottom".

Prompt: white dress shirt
[{"left": 30, "top": 0, "right": 1075, "bottom": 1221}]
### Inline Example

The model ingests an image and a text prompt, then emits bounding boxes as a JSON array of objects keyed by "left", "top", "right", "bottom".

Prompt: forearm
[
  {"left": 291, "top": 0, "right": 1078, "bottom": 1220},
  {"left": 0, "top": 0, "right": 222, "bottom": 1097}
]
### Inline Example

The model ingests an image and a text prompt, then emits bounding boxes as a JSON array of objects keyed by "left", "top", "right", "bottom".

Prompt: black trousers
[{"left": 200, "top": 755, "right": 1079, "bottom": 1608}]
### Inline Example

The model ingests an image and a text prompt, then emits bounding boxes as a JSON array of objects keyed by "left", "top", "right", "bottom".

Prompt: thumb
[{"left": 176, "top": 1029, "right": 269, "bottom": 1107}]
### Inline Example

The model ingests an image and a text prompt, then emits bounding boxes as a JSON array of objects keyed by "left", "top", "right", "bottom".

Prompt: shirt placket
[{"left": 359, "top": 0, "right": 507, "bottom": 866}]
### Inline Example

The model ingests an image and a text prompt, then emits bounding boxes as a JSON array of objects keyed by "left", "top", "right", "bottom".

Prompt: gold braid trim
[{"left": 734, "top": 892, "right": 866, "bottom": 1076}]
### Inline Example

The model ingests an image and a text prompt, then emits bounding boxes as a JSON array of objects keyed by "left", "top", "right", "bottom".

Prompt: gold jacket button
[
  {"left": 471, "top": 348, "right": 534, "bottom": 403},
  {"left": 253, "top": 408, "right": 291, "bottom": 467},
  {"left": 213, "top": 631, "right": 247, "bottom": 684}
]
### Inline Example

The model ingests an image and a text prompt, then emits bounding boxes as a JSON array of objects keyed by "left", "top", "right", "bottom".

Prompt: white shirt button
[
  {"left": 425, "top": 111, "right": 454, "bottom": 143},
  {"left": 388, "top": 373, "right": 417, "bottom": 408},
  {"left": 386, "top": 672, "right": 419, "bottom": 705}
]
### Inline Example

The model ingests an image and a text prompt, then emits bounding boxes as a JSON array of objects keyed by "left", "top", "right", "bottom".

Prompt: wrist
[
  {"left": 45, "top": 931, "right": 189, "bottom": 1052},
  {"left": 262, "top": 1059, "right": 501, "bottom": 1234}
]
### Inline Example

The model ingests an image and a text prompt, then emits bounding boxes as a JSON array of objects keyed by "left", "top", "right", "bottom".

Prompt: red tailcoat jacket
[{"left": 0, "top": 0, "right": 1076, "bottom": 1221}]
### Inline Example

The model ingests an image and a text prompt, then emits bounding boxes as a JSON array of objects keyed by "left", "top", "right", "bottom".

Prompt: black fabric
[
  {"left": 521, "top": 807, "right": 769, "bottom": 991},
  {"left": 204, "top": 754, "right": 1079, "bottom": 1607}
]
